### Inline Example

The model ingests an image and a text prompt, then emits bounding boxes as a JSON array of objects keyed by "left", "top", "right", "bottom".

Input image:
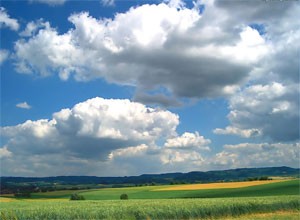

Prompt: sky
[{"left": 0, "top": 0, "right": 299, "bottom": 177}]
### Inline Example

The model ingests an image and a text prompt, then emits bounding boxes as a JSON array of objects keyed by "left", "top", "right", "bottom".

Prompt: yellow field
[
  {"left": 0, "top": 197, "right": 68, "bottom": 202},
  {"left": 0, "top": 197, "right": 16, "bottom": 202},
  {"left": 224, "top": 211, "right": 300, "bottom": 220},
  {"left": 154, "top": 180, "right": 287, "bottom": 191}
]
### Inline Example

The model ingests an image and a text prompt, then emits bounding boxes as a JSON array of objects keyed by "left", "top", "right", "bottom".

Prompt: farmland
[
  {"left": 0, "top": 179, "right": 299, "bottom": 219},
  {"left": 154, "top": 179, "right": 288, "bottom": 191},
  {"left": 79, "top": 179, "right": 300, "bottom": 200},
  {"left": 1, "top": 196, "right": 299, "bottom": 220},
  {"left": 2, "top": 179, "right": 297, "bottom": 200}
]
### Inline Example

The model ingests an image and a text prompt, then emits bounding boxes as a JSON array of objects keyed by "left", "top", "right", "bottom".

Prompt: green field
[
  {"left": 79, "top": 180, "right": 299, "bottom": 200},
  {"left": 1, "top": 196, "right": 299, "bottom": 220},
  {"left": 17, "top": 179, "right": 299, "bottom": 200},
  {"left": 1, "top": 180, "right": 299, "bottom": 219}
]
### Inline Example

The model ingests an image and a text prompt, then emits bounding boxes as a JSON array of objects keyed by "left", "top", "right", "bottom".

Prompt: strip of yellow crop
[
  {"left": 26, "top": 198, "right": 68, "bottom": 202},
  {"left": 0, "top": 197, "right": 68, "bottom": 202},
  {"left": 0, "top": 197, "right": 17, "bottom": 202},
  {"left": 154, "top": 179, "right": 287, "bottom": 191}
]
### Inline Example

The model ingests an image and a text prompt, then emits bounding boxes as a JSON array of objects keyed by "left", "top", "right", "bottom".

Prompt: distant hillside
[{"left": 1, "top": 166, "right": 299, "bottom": 187}]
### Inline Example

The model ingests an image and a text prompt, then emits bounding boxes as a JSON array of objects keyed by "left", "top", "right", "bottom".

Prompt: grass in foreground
[{"left": 0, "top": 196, "right": 299, "bottom": 220}]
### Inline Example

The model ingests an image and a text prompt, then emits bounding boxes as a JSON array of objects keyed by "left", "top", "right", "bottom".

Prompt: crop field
[
  {"left": 154, "top": 179, "right": 287, "bottom": 191},
  {"left": 78, "top": 179, "right": 299, "bottom": 200},
  {"left": 1, "top": 196, "right": 299, "bottom": 220},
  {"left": 1, "top": 179, "right": 298, "bottom": 201},
  {"left": 0, "top": 179, "right": 299, "bottom": 219}
]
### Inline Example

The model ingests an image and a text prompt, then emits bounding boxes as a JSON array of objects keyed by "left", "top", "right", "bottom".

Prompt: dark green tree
[{"left": 120, "top": 193, "right": 128, "bottom": 200}]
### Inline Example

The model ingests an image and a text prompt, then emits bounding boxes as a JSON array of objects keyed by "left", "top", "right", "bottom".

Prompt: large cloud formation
[
  {"left": 1, "top": 97, "right": 212, "bottom": 176},
  {"left": 214, "top": 82, "right": 299, "bottom": 142},
  {"left": 213, "top": 142, "right": 300, "bottom": 169},
  {"left": 13, "top": 0, "right": 272, "bottom": 101},
  {"left": 1, "top": 96, "right": 298, "bottom": 176},
  {"left": 213, "top": 0, "right": 300, "bottom": 142},
  {"left": 1, "top": 97, "right": 179, "bottom": 159}
]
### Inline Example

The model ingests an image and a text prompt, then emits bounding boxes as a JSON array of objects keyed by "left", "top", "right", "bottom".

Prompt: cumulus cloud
[
  {"left": 1, "top": 97, "right": 190, "bottom": 175},
  {"left": 29, "top": 0, "right": 66, "bottom": 6},
  {"left": 212, "top": 142, "right": 300, "bottom": 169},
  {"left": 0, "top": 146, "right": 12, "bottom": 159},
  {"left": 213, "top": 126, "right": 261, "bottom": 138},
  {"left": 164, "top": 132, "right": 210, "bottom": 150},
  {"left": 109, "top": 142, "right": 210, "bottom": 175},
  {"left": 0, "top": 49, "right": 9, "bottom": 65},
  {"left": 3, "top": 139, "right": 298, "bottom": 176},
  {"left": 12, "top": 0, "right": 297, "bottom": 116},
  {"left": 3, "top": 97, "right": 179, "bottom": 158},
  {"left": 212, "top": 1, "right": 300, "bottom": 143},
  {"left": 1, "top": 96, "right": 298, "bottom": 176},
  {"left": 165, "top": 0, "right": 186, "bottom": 9},
  {"left": 0, "top": 7, "right": 19, "bottom": 31},
  {"left": 0, "top": 97, "right": 215, "bottom": 176},
  {"left": 107, "top": 130, "right": 212, "bottom": 175},
  {"left": 19, "top": 19, "right": 50, "bottom": 37},
  {"left": 13, "top": 1, "right": 273, "bottom": 101},
  {"left": 16, "top": 102, "right": 32, "bottom": 109},
  {"left": 54, "top": 98, "right": 178, "bottom": 143},
  {"left": 215, "top": 82, "right": 299, "bottom": 142}
]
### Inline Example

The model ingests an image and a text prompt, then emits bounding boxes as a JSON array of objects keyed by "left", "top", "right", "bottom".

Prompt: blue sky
[{"left": 0, "top": 0, "right": 299, "bottom": 177}]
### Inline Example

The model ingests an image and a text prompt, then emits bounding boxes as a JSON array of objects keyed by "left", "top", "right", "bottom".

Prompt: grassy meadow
[
  {"left": 1, "top": 196, "right": 299, "bottom": 220},
  {"left": 0, "top": 179, "right": 299, "bottom": 219},
  {"left": 19, "top": 179, "right": 297, "bottom": 200}
]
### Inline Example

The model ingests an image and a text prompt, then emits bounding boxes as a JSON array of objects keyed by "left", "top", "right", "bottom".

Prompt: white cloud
[
  {"left": 213, "top": 2, "right": 300, "bottom": 143},
  {"left": 0, "top": 7, "right": 19, "bottom": 31},
  {"left": 1, "top": 97, "right": 298, "bottom": 176},
  {"left": 213, "top": 126, "right": 261, "bottom": 138},
  {"left": 160, "top": 149, "right": 205, "bottom": 166},
  {"left": 0, "top": 49, "right": 9, "bottom": 65},
  {"left": 19, "top": 19, "right": 50, "bottom": 37},
  {"left": 220, "top": 26, "right": 271, "bottom": 64},
  {"left": 109, "top": 142, "right": 209, "bottom": 175},
  {"left": 0, "top": 146, "right": 12, "bottom": 159},
  {"left": 52, "top": 97, "right": 178, "bottom": 143},
  {"left": 164, "top": 0, "right": 185, "bottom": 9},
  {"left": 0, "top": 97, "right": 215, "bottom": 176},
  {"left": 14, "top": 24, "right": 80, "bottom": 77},
  {"left": 109, "top": 131, "right": 212, "bottom": 175},
  {"left": 29, "top": 0, "right": 66, "bottom": 6},
  {"left": 215, "top": 82, "right": 299, "bottom": 142},
  {"left": 16, "top": 102, "right": 32, "bottom": 109},
  {"left": 13, "top": 1, "right": 270, "bottom": 100},
  {"left": 164, "top": 132, "right": 210, "bottom": 150},
  {"left": 12, "top": 1, "right": 297, "bottom": 114},
  {"left": 1, "top": 97, "right": 182, "bottom": 175},
  {"left": 212, "top": 142, "right": 300, "bottom": 169}
]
